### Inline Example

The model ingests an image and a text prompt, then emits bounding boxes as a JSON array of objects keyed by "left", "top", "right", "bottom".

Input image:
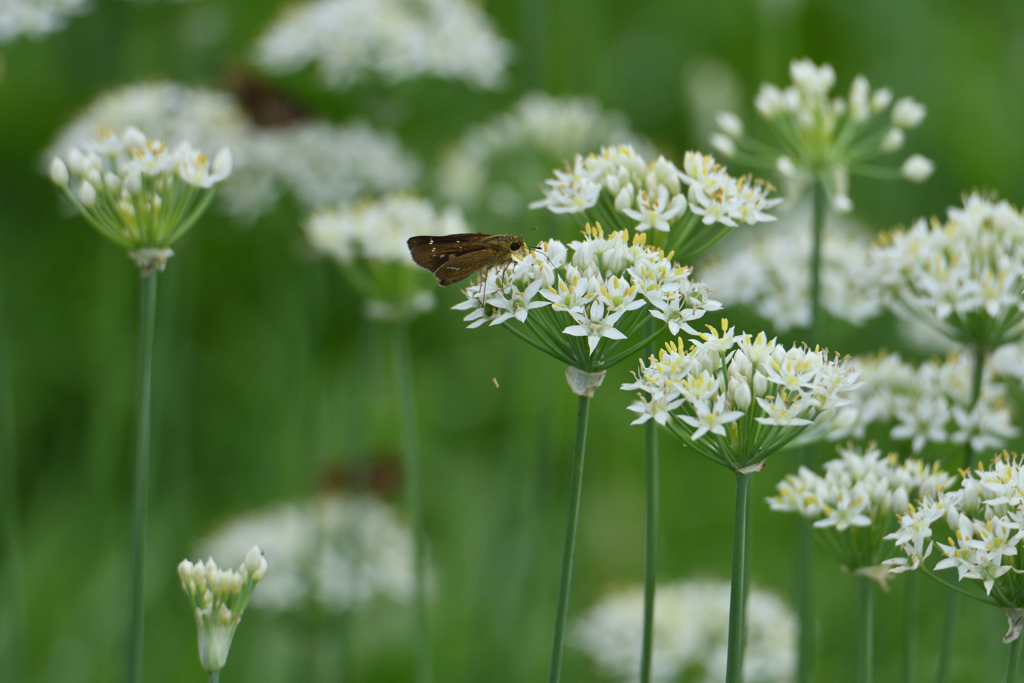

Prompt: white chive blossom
[
  {"left": 768, "top": 444, "right": 956, "bottom": 585},
  {"left": 254, "top": 0, "right": 511, "bottom": 90},
  {"left": 454, "top": 223, "right": 721, "bottom": 372},
  {"left": 307, "top": 194, "right": 467, "bottom": 321},
  {"left": 624, "top": 321, "right": 860, "bottom": 471},
  {"left": 885, "top": 453, "right": 1024, "bottom": 636},
  {"left": 572, "top": 579, "right": 796, "bottom": 683},
  {"left": 700, "top": 203, "right": 881, "bottom": 331},
  {"left": 437, "top": 92, "right": 644, "bottom": 222},
  {"left": 530, "top": 144, "right": 780, "bottom": 259},
  {"left": 716, "top": 58, "right": 932, "bottom": 211},
  {"left": 820, "top": 351, "right": 1017, "bottom": 454},
  {"left": 0, "top": 0, "right": 88, "bottom": 43},
  {"left": 178, "top": 546, "right": 267, "bottom": 673},
  {"left": 870, "top": 193, "right": 1024, "bottom": 348},
  {"left": 48, "top": 126, "right": 230, "bottom": 273},
  {"left": 199, "top": 494, "right": 416, "bottom": 614}
]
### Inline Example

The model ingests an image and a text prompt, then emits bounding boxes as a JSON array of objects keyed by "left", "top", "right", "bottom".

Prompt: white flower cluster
[
  {"left": 572, "top": 579, "right": 796, "bottom": 683},
  {"left": 870, "top": 193, "right": 1024, "bottom": 348},
  {"left": 714, "top": 58, "right": 932, "bottom": 211},
  {"left": 623, "top": 322, "right": 860, "bottom": 471},
  {"left": 438, "top": 92, "right": 643, "bottom": 219},
  {"left": 824, "top": 351, "right": 1017, "bottom": 454},
  {"left": 531, "top": 146, "right": 780, "bottom": 255},
  {"left": 225, "top": 120, "right": 421, "bottom": 222},
  {"left": 308, "top": 194, "right": 466, "bottom": 320},
  {"left": 0, "top": 0, "right": 88, "bottom": 43},
  {"left": 254, "top": 0, "right": 511, "bottom": 90},
  {"left": 200, "top": 494, "right": 415, "bottom": 614},
  {"left": 455, "top": 224, "right": 721, "bottom": 371},
  {"left": 48, "top": 126, "right": 231, "bottom": 272},
  {"left": 46, "top": 82, "right": 420, "bottom": 223},
  {"left": 768, "top": 444, "right": 955, "bottom": 583},
  {"left": 885, "top": 454, "right": 1024, "bottom": 613},
  {"left": 700, "top": 204, "right": 880, "bottom": 331},
  {"left": 178, "top": 546, "right": 268, "bottom": 673}
]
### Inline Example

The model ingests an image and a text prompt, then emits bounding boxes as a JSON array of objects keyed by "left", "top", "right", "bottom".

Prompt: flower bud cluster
[
  {"left": 870, "top": 193, "right": 1024, "bottom": 348},
  {"left": 769, "top": 444, "right": 955, "bottom": 583},
  {"left": 623, "top": 321, "right": 860, "bottom": 471},
  {"left": 454, "top": 223, "right": 721, "bottom": 372},
  {"left": 885, "top": 453, "right": 1024, "bottom": 616},
  {"left": 823, "top": 351, "right": 1017, "bottom": 454},
  {"left": 178, "top": 546, "right": 267, "bottom": 673},
  {"left": 307, "top": 194, "right": 468, "bottom": 321},
  {"left": 254, "top": 0, "right": 511, "bottom": 90},
  {"left": 572, "top": 579, "right": 796, "bottom": 683},
  {"left": 0, "top": 0, "right": 89, "bottom": 43},
  {"left": 530, "top": 144, "right": 780, "bottom": 258},
  {"left": 713, "top": 58, "right": 933, "bottom": 212},
  {"left": 49, "top": 126, "right": 231, "bottom": 272}
]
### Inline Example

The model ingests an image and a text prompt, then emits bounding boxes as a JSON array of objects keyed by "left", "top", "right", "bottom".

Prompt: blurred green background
[{"left": 2, "top": 0, "right": 1024, "bottom": 681}]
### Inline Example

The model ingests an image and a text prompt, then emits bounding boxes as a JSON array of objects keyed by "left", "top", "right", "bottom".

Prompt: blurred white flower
[
  {"left": 624, "top": 322, "right": 860, "bottom": 471},
  {"left": 572, "top": 579, "right": 796, "bottom": 683},
  {"left": 48, "top": 126, "right": 230, "bottom": 272},
  {"left": 769, "top": 444, "right": 956, "bottom": 586},
  {"left": 870, "top": 192, "right": 1024, "bottom": 348},
  {"left": 0, "top": 0, "right": 88, "bottom": 42},
  {"left": 821, "top": 351, "right": 1017, "bottom": 452},
  {"left": 700, "top": 202, "right": 881, "bottom": 331},
  {"left": 456, "top": 223, "right": 721, "bottom": 372},
  {"left": 254, "top": 0, "right": 511, "bottom": 90},
  {"left": 308, "top": 193, "right": 465, "bottom": 320},
  {"left": 200, "top": 494, "right": 416, "bottom": 614},
  {"left": 224, "top": 120, "right": 420, "bottom": 222},
  {"left": 715, "top": 58, "right": 932, "bottom": 210},
  {"left": 437, "top": 92, "right": 644, "bottom": 218},
  {"left": 178, "top": 547, "right": 267, "bottom": 673}
]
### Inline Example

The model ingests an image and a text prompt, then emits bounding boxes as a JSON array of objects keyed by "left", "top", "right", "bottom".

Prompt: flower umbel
[
  {"left": 624, "top": 322, "right": 860, "bottom": 471},
  {"left": 713, "top": 58, "right": 933, "bottom": 211},
  {"left": 769, "top": 444, "right": 956, "bottom": 587},
  {"left": 178, "top": 546, "right": 267, "bottom": 673},
  {"left": 870, "top": 193, "right": 1024, "bottom": 348},
  {"left": 49, "top": 126, "right": 230, "bottom": 273},
  {"left": 455, "top": 223, "right": 721, "bottom": 372}
]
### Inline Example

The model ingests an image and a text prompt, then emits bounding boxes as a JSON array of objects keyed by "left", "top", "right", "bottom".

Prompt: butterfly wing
[
  {"left": 432, "top": 248, "right": 502, "bottom": 286},
  {"left": 407, "top": 234, "right": 492, "bottom": 274}
]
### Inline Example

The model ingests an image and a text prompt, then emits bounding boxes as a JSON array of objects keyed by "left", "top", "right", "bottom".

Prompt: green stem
[
  {"left": 858, "top": 579, "right": 874, "bottom": 683},
  {"left": 639, "top": 320, "right": 659, "bottom": 683},
  {"left": 726, "top": 472, "right": 752, "bottom": 683},
  {"left": 1007, "top": 636, "right": 1022, "bottom": 683},
  {"left": 795, "top": 179, "right": 828, "bottom": 683},
  {"left": 208, "top": 672, "right": 220, "bottom": 683},
  {"left": 905, "top": 572, "right": 918, "bottom": 683},
  {"left": 0, "top": 242, "right": 22, "bottom": 683},
  {"left": 126, "top": 271, "right": 158, "bottom": 683},
  {"left": 935, "top": 592, "right": 959, "bottom": 683},
  {"left": 547, "top": 393, "right": 592, "bottom": 683},
  {"left": 960, "top": 345, "right": 986, "bottom": 471},
  {"left": 390, "top": 323, "right": 433, "bottom": 683}
]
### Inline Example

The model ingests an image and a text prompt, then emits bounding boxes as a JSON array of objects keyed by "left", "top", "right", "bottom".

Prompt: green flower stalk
[
  {"left": 623, "top": 323, "right": 860, "bottom": 682},
  {"left": 49, "top": 126, "right": 230, "bottom": 683},
  {"left": 178, "top": 547, "right": 267, "bottom": 681}
]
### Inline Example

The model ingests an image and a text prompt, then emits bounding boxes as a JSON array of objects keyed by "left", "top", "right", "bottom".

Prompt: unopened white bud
[
  {"left": 614, "top": 185, "right": 634, "bottom": 212},
  {"left": 49, "top": 158, "right": 69, "bottom": 187},
  {"left": 178, "top": 559, "right": 194, "bottom": 585},
  {"left": 849, "top": 75, "right": 870, "bottom": 123},
  {"left": 753, "top": 371, "right": 768, "bottom": 396},
  {"left": 732, "top": 379, "right": 752, "bottom": 410},
  {"left": 901, "top": 154, "right": 934, "bottom": 183},
  {"left": 709, "top": 133, "right": 736, "bottom": 158},
  {"left": 946, "top": 507, "right": 960, "bottom": 530},
  {"left": 244, "top": 546, "right": 264, "bottom": 573},
  {"left": 192, "top": 560, "right": 208, "bottom": 589},
  {"left": 212, "top": 147, "right": 233, "bottom": 178},
  {"left": 871, "top": 88, "right": 893, "bottom": 112},
  {"left": 604, "top": 174, "right": 621, "bottom": 195},
  {"left": 880, "top": 127, "right": 905, "bottom": 153},
  {"left": 892, "top": 97, "right": 926, "bottom": 129},
  {"left": 78, "top": 181, "right": 96, "bottom": 207},
  {"left": 125, "top": 169, "right": 142, "bottom": 195},
  {"left": 66, "top": 148, "right": 87, "bottom": 175},
  {"left": 122, "top": 127, "right": 147, "bottom": 151},
  {"left": 715, "top": 111, "right": 744, "bottom": 137},
  {"left": 776, "top": 155, "right": 797, "bottom": 179},
  {"left": 833, "top": 194, "right": 853, "bottom": 213},
  {"left": 891, "top": 487, "right": 909, "bottom": 513},
  {"left": 103, "top": 171, "right": 121, "bottom": 191}
]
